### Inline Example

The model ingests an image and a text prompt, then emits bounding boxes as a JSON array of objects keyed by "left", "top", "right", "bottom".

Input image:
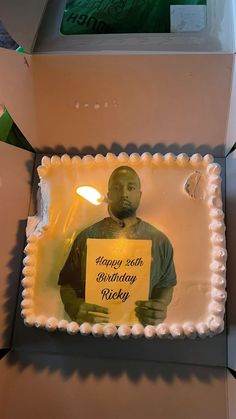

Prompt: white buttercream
[
  {"left": 21, "top": 277, "right": 34, "bottom": 288},
  {"left": 45, "top": 317, "right": 58, "bottom": 331},
  {"left": 169, "top": 324, "right": 184, "bottom": 339},
  {"left": 196, "top": 322, "right": 209, "bottom": 338},
  {"left": 80, "top": 322, "right": 92, "bottom": 336},
  {"left": 106, "top": 152, "right": 117, "bottom": 163},
  {"left": 208, "top": 316, "right": 224, "bottom": 334},
  {"left": 156, "top": 324, "right": 170, "bottom": 338},
  {"left": 144, "top": 325, "right": 156, "bottom": 339},
  {"left": 190, "top": 153, "right": 202, "bottom": 166},
  {"left": 153, "top": 153, "right": 164, "bottom": 165},
  {"left": 51, "top": 155, "right": 61, "bottom": 167},
  {"left": 176, "top": 153, "right": 189, "bottom": 166},
  {"left": 35, "top": 315, "right": 47, "bottom": 328},
  {"left": 91, "top": 323, "right": 104, "bottom": 337},
  {"left": 209, "top": 208, "right": 224, "bottom": 219},
  {"left": 129, "top": 153, "right": 141, "bottom": 165},
  {"left": 212, "top": 247, "right": 227, "bottom": 261},
  {"left": 208, "top": 301, "right": 225, "bottom": 316},
  {"left": 183, "top": 322, "right": 197, "bottom": 339},
  {"left": 141, "top": 152, "right": 152, "bottom": 164},
  {"left": 82, "top": 155, "right": 94, "bottom": 166},
  {"left": 118, "top": 325, "right": 131, "bottom": 339},
  {"left": 209, "top": 220, "right": 225, "bottom": 233},
  {"left": 103, "top": 323, "right": 117, "bottom": 339},
  {"left": 210, "top": 233, "right": 225, "bottom": 246},
  {"left": 95, "top": 154, "right": 106, "bottom": 164},
  {"left": 21, "top": 299, "right": 33, "bottom": 309},
  {"left": 131, "top": 324, "right": 144, "bottom": 338},
  {"left": 67, "top": 321, "right": 79, "bottom": 335},
  {"left": 71, "top": 155, "right": 82, "bottom": 166},
  {"left": 211, "top": 289, "right": 227, "bottom": 303},
  {"left": 207, "top": 197, "right": 223, "bottom": 209},
  {"left": 58, "top": 320, "right": 69, "bottom": 332},
  {"left": 118, "top": 152, "right": 129, "bottom": 163},
  {"left": 210, "top": 261, "right": 226, "bottom": 274},
  {"left": 203, "top": 154, "right": 214, "bottom": 165},
  {"left": 24, "top": 316, "right": 35, "bottom": 327},
  {"left": 21, "top": 309, "right": 33, "bottom": 318},
  {"left": 206, "top": 163, "right": 221, "bottom": 176},
  {"left": 164, "top": 152, "right": 176, "bottom": 165},
  {"left": 211, "top": 274, "right": 226, "bottom": 289},
  {"left": 61, "top": 154, "right": 71, "bottom": 166}
]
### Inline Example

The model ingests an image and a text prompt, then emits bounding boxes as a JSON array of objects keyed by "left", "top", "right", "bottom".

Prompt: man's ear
[{"left": 106, "top": 191, "right": 112, "bottom": 203}]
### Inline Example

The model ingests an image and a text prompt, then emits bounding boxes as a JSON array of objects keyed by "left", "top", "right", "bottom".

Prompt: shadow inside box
[
  {"left": 36, "top": 142, "right": 226, "bottom": 158},
  {"left": 2, "top": 156, "right": 35, "bottom": 352},
  {"left": 6, "top": 346, "right": 226, "bottom": 384},
  {"left": 4, "top": 142, "right": 227, "bottom": 382}
]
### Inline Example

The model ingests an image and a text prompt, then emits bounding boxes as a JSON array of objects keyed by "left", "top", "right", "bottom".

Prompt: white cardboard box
[{"left": 0, "top": 1, "right": 236, "bottom": 418}]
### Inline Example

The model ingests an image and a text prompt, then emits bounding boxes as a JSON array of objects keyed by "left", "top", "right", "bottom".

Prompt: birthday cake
[{"left": 21, "top": 152, "right": 227, "bottom": 339}]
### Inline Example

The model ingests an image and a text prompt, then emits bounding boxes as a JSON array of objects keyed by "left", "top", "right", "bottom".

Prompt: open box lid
[
  {"left": 0, "top": 48, "right": 235, "bottom": 154},
  {"left": 0, "top": 1, "right": 236, "bottom": 154}
]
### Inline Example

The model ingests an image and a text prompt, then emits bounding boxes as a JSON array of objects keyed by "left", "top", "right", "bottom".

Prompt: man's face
[{"left": 108, "top": 168, "right": 142, "bottom": 219}]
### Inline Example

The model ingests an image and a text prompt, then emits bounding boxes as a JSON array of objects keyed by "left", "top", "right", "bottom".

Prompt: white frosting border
[{"left": 21, "top": 152, "right": 227, "bottom": 339}]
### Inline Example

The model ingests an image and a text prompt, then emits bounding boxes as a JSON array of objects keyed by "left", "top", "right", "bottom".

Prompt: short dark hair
[{"left": 108, "top": 166, "right": 141, "bottom": 189}]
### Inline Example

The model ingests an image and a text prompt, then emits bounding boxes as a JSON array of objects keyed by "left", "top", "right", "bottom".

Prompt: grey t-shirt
[{"left": 58, "top": 217, "right": 177, "bottom": 298}]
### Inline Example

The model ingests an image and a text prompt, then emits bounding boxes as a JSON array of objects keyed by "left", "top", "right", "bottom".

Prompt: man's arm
[
  {"left": 135, "top": 287, "right": 174, "bottom": 326},
  {"left": 60, "top": 284, "right": 109, "bottom": 324},
  {"left": 59, "top": 237, "right": 109, "bottom": 324}
]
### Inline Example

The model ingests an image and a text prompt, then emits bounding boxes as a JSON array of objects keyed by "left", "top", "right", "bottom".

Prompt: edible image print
[{"left": 58, "top": 166, "right": 176, "bottom": 326}]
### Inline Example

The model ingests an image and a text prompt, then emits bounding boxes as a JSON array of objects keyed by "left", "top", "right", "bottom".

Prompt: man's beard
[{"left": 112, "top": 206, "right": 136, "bottom": 220}]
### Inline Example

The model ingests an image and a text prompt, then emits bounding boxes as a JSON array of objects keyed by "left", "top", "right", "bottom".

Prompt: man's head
[{"left": 107, "top": 166, "right": 142, "bottom": 220}]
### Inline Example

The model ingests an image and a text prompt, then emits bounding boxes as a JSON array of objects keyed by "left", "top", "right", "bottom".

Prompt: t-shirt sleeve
[
  {"left": 157, "top": 236, "right": 177, "bottom": 289},
  {"left": 58, "top": 235, "right": 84, "bottom": 297}
]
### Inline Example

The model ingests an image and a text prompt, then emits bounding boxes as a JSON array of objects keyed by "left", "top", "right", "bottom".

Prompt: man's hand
[
  {"left": 135, "top": 300, "right": 167, "bottom": 326},
  {"left": 135, "top": 287, "right": 174, "bottom": 326},
  {"left": 76, "top": 300, "right": 109, "bottom": 324},
  {"left": 60, "top": 285, "right": 109, "bottom": 323}
]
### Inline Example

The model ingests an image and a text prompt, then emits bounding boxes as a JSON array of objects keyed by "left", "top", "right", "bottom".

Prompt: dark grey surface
[{"left": 0, "top": 21, "right": 18, "bottom": 49}]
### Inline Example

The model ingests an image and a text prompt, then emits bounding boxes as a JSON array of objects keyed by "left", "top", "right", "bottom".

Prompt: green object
[
  {"left": 0, "top": 108, "right": 34, "bottom": 152},
  {"left": 0, "top": 108, "right": 13, "bottom": 140},
  {"left": 61, "top": 0, "right": 207, "bottom": 35},
  {"left": 16, "top": 46, "right": 27, "bottom": 54}
]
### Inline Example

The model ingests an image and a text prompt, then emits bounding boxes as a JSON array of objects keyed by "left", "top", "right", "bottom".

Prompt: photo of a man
[{"left": 58, "top": 165, "right": 177, "bottom": 326}]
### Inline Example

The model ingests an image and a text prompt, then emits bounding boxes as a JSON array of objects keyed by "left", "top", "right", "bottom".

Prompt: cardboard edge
[{"left": 226, "top": 150, "right": 236, "bottom": 372}]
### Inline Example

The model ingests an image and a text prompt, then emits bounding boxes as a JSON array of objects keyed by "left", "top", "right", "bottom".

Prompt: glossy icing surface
[{"left": 21, "top": 153, "right": 226, "bottom": 339}]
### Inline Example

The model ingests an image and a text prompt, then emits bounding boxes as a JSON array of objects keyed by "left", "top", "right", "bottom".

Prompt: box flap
[
  {"left": 0, "top": 48, "right": 36, "bottom": 147},
  {"left": 0, "top": 351, "right": 228, "bottom": 419},
  {"left": 226, "top": 150, "right": 236, "bottom": 371},
  {"left": 0, "top": 0, "right": 48, "bottom": 52},
  {"left": 0, "top": 142, "right": 34, "bottom": 350},
  {"left": 1, "top": 0, "right": 235, "bottom": 53},
  {"left": 226, "top": 55, "right": 236, "bottom": 154},
  {"left": 0, "top": 50, "right": 234, "bottom": 155}
]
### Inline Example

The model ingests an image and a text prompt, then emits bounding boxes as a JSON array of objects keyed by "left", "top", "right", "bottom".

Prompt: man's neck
[{"left": 120, "top": 215, "right": 138, "bottom": 228}]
